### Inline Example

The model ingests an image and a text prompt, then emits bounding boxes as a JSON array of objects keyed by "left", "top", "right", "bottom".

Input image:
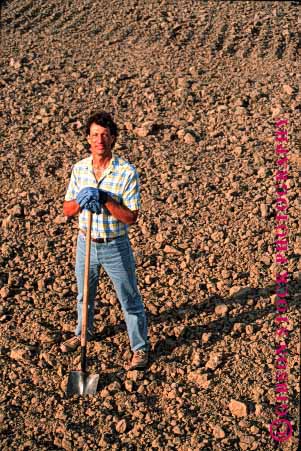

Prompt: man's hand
[
  {"left": 76, "top": 187, "right": 108, "bottom": 209},
  {"left": 85, "top": 199, "right": 102, "bottom": 214}
]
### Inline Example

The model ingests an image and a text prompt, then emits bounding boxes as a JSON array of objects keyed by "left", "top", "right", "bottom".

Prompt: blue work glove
[
  {"left": 76, "top": 187, "right": 108, "bottom": 208},
  {"left": 76, "top": 187, "right": 98, "bottom": 207},
  {"left": 85, "top": 199, "right": 102, "bottom": 214}
]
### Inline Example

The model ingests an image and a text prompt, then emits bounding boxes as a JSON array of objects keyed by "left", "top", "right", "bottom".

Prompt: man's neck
[{"left": 92, "top": 154, "right": 112, "bottom": 170}]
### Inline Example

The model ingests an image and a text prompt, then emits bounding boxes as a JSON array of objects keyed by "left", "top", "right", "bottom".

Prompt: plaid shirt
[{"left": 65, "top": 154, "right": 141, "bottom": 239}]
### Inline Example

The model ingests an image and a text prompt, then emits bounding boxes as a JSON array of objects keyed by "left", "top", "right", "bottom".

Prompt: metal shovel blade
[{"left": 66, "top": 371, "right": 99, "bottom": 396}]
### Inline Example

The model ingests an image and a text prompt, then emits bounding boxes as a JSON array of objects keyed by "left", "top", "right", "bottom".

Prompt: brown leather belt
[{"left": 80, "top": 229, "right": 124, "bottom": 243}]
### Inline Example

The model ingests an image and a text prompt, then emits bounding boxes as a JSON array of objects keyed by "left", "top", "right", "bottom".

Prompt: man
[{"left": 61, "top": 111, "right": 149, "bottom": 370}]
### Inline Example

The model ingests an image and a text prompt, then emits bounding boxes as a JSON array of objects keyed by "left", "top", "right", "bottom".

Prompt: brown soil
[{"left": 0, "top": 1, "right": 300, "bottom": 450}]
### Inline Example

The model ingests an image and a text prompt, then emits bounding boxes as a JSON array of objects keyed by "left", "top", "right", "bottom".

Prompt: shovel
[{"left": 66, "top": 210, "right": 99, "bottom": 396}]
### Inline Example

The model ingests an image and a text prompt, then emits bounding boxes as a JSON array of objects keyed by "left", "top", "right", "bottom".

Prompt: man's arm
[
  {"left": 105, "top": 195, "right": 138, "bottom": 225},
  {"left": 63, "top": 196, "right": 138, "bottom": 224},
  {"left": 63, "top": 200, "right": 81, "bottom": 217},
  {"left": 64, "top": 165, "right": 81, "bottom": 217}
]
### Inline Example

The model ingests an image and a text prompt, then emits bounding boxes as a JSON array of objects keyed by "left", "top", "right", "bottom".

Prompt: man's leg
[
  {"left": 100, "top": 235, "right": 148, "bottom": 352},
  {"left": 75, "top": 233, "right": 99, "bottom": 338}
]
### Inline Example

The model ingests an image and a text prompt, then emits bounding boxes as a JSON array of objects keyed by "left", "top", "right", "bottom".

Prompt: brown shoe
[
  {"left": 125, "top": 349, "right": 149, "bottom": 370},
  {"left": 60, "top": 336, "right": 80, "bottom": 353}
]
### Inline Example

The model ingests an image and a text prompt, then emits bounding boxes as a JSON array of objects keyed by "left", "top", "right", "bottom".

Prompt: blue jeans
[{"left": 75, "top": 232, "right": 148, "bottom": 352}]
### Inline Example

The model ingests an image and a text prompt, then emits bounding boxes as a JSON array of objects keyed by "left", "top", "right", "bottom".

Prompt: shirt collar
[{"left": 87, "top": 153, "right": 117, "bottom": 175}]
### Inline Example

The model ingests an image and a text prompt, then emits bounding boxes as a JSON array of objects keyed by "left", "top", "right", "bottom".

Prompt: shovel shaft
[
  {"left": 81, "top": 345, "right": 87, "bottom": 373},
  {"left": 81, "top": 211, "right": 92, "bottom": 364}
]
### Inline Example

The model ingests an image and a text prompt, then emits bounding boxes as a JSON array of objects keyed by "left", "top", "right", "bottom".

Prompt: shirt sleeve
[
  {"left": 64, "top": 166, "right": 80, "bottom": 201},
  {"left": 122, "top": 169, "right": 141, "bottom": 211}
]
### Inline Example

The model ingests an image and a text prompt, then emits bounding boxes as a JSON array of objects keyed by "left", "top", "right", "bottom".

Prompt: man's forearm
[
  {"left": 63, "top": 197, "right": 138, "bottom": 224},
  {"left": 63, "top": 200, "right": 81, "bottom": 217},
  {"left": 105, "top": 196, "right": 138, "bottom": 225}
]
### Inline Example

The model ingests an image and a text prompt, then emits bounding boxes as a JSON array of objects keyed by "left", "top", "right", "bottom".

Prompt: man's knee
[{"left": 121, "top": 294, "right": 145, "bottom": 314}]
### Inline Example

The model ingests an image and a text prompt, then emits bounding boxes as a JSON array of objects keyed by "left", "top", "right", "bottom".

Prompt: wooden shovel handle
[{"left": 81, "top": 210, "right": 92, "bottom": 351}]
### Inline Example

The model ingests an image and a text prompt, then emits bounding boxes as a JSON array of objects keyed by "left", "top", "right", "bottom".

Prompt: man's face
[{"left": 87, "top": 123, "right": 115, "bottom": 158}]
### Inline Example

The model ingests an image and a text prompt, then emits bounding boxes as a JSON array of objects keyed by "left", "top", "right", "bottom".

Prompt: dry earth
[{"left": 0, "top": 1, "right": 300, "bottom": 450}]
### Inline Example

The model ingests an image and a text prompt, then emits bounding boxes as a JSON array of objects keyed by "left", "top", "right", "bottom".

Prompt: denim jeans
[{"left": 74, "top": 232, "right": 148, "bottom": 352}]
